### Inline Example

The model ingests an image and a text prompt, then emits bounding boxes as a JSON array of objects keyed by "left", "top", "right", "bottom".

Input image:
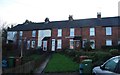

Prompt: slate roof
[{"left": 8, "top": 16, "right": 120, "bottom": 31}]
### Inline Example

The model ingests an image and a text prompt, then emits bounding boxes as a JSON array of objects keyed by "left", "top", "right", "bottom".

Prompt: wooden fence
[
  {"left": 3, "top": 60, "right": 35, "bottom": 74},
  {"left": 2, "top": 52, "right": 49, "bottom": 74}
]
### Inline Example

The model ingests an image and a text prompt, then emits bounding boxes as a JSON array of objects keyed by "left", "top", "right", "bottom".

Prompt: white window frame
[
  {"left": 106, "top": 27, "right": 112, "bottom": 35},
  {"left": 70, "top": 28, "right": 74, "bottom": 36},
  {"left": 43, "top": 41, "right": 47, "bottom": 51},
  {"left": 118, "top": 41, "right": 120, "bottom": 45},
  {"left": 19, "top": 31, "right": 23, "bottom": 39},
  {"left": 106, "top": 40, "right": 112, "bottom": 46},
  {"left": 19, "top": 31, "right": 23, "bottom": 37},
  {"left": 57, "top": 39, "right": 62, "bottom": 49},
  {"left": 27, "top": 40, "right": 30, "bottom": 50},
  {"left": 32, "top": 30, "right": 36, "bottom": 37},
  {"left": 90, "top": 40, "right": 95, "bottom": 49},
  {"left": 82, "top": 39, "right": 87, "bottom": 48},
  {"left": 70, "top": 39, "right": 74, "bottom": 49},
  {"left": 31, "top": 40, "right": 35, "bottom": 48},
  {"left": 7, "top": 31, "right": 17, "bottom": 42},
  {"left": 58, "top": 29, "right": 62, "bottom": 37},
  {"left": 90, "top": 27, "right": 95, "bottom": 36}
]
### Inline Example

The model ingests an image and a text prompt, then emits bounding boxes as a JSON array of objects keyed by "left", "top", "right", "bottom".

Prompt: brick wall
[
  {"left": 16, "top": 30, "right": 38, "bottom": 50},
  {"left": 15, "top": 26, "right": 119, "bottom": 51},
  {"left": 51, "top": 26, "right": 119, "bottom": 50}
]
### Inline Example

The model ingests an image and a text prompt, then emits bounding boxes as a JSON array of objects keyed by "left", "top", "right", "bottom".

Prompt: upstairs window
[
  {"left": 7, "top": 32, "right": 17, "bottom": 42},
  {"left": 58, "top": 29, "right": 62, "bottom": 37},
  {"left": 57, "top": 39, "right": 62, "bottom": 49},
  {"left": 70, "top": 28, "right": 74, "bottom": 36},
  {"left": 90, "top": 28, "right": 95, "bottom": 36},
  {"left": 106, "top": 27, "right": 112, "bottom": 35},
  {"left": 19, "top": 31, "right": 23, "bottom": 37},
  {"left": 106, "top": 40, "right": 112, "bottom": 46},
  {"left": 32, "top": 30, "right": 36, "bottom": 37},
  {"left": 19, "top": 31, "right": 23, "bottom": 39}
]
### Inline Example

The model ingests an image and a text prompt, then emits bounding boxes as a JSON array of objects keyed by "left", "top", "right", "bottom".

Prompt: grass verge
[{"left": 44, "top": 53, "right": 79, "bottom": 73}]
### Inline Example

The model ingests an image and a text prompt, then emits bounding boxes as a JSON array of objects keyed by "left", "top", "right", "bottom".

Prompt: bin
[
  {"left": 80, "top": 56, "right": 88, "bottom": 62},
  {"left": 8, "top": 57, "right": 15, "bottom": 68},
  {"left": 2, "top": 58, "right": 8, "bottom": 68},
  {"left": 79, "top": 59, "right": 92, "bottom": 75}
]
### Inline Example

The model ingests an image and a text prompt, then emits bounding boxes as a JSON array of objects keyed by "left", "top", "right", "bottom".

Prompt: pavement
[
  {"left": 34, "top": 54, "right": 52, "bottom": 75},
  {"left": 41, "top": 72, "right": 79, "bottom": 75}
]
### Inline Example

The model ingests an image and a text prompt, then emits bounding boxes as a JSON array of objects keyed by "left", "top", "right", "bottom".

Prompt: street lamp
[{"left": 20, "top": 37, "right": 26, "bottom": 58}]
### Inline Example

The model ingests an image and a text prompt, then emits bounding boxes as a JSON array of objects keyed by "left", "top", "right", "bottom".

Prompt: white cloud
[{"left": 0, "top": 0, "right": 119, "bottom": 25}]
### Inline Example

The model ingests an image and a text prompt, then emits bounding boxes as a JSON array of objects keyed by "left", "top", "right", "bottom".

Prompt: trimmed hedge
[
  {"left": 109, "top": 49, "right": 120, "bottom": 56},
  {"left": 63, "top": 49, "right": 113, "bottom": 67},
  {"left": 101, "top": 45, "right": 120, "bottom": 50}
]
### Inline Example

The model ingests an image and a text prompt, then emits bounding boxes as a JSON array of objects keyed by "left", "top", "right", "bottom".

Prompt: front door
[
  {"left": 51, "top": 39, "right": 55, "bottom": 51},
  {"left": 43, "top": 41, "right": 47, "bottom": 51}
]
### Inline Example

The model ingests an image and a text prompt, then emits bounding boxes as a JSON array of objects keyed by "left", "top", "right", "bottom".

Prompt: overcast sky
[{"left": 0, "top": 0, "right": 119, "bottom": 26}]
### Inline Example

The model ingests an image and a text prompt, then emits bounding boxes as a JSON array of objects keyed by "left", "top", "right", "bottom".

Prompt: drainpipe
[
  {"left": 80, "top": 27, "right": 83, "bottom": 49},
  {"left": 20, "top": 40, "right": 23, "bottom": 58}
]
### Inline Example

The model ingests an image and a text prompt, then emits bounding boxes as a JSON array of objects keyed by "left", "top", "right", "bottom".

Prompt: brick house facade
[{"left": 7, "top": 14, "right": 120, "bottom": 51}]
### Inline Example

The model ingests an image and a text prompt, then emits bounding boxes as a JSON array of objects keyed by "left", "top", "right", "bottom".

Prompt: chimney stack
[
  {"left": 7, "top": 27, "right": 10, "bottom": 30},
  {"left": 11, "top": 25, "right": 13, "bottom": 28},
  {"left": 24, "top": 19, "right": 30, "bottom": 24},
  {"left": 97, "top": 12, "right": 101, "bottom": 19},
  {"left": 45, "top": 17, "right": 49, "bottom": 23},
  {"left": 68, "top": 15, "right": 73, "bottom": 21}
]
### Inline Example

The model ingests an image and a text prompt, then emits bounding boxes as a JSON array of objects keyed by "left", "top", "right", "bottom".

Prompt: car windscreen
[{"left": 114, "top": 59, "right": 120, "bottom": 74}]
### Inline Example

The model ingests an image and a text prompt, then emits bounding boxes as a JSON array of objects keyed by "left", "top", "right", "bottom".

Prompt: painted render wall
[{"left": 38, "top": 30, "right": 51, "bottom": 47}]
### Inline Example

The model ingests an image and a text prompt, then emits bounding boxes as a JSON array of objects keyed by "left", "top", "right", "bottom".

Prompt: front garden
[{"left": 44, "top": 48, "right": 120, "bottom": 73}]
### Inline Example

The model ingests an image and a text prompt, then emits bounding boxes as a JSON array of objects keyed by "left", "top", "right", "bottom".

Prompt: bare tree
[{"left": 1, "top": 22, "right": 9, "bottom": 43}]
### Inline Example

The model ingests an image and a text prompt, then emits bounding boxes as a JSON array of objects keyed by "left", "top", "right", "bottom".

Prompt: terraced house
[{"left": 7, "top": 13, "right": 120, "bottom": 51}]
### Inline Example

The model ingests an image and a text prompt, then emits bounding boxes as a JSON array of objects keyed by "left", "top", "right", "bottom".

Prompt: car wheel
[{"left": 92, "top": 72, "right": 96, "bottom": 75}]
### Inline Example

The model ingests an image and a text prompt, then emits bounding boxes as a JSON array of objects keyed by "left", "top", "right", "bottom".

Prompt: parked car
[{"left": 93, "top": 56, "right": 120, "bottom": 75}]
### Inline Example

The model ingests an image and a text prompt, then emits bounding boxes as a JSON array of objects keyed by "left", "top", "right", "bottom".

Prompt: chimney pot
[
  {"left": 97, "top": 12, "right": 101, "bottom": 19},
  {"left": 45, "top": 17, "right": 49, "bottom": 23},
  {"left": 11, "top": 25, "right": 13, "bottom": 28},
  {"left": 69, "top": 15, "right": 73, "bottom": 21}
]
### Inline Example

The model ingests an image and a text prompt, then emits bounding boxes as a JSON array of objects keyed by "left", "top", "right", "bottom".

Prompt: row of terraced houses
[{"left": 7, "top": 13, "right": 120, "bottom": 51}]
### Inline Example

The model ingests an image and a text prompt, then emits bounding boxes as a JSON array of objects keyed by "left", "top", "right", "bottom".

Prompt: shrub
[
  {"left": 101, "top": 45, "right": 120, "bottom": 50},
  {"left": 109, "top": 49, "right": 120, "bottom": 56},
  {"left": 92, "top": 51, "right": 112, "bottom": 66},
  {"left": 64, "top": 49, "right": 77, "bottom": 57},
  {"left": 63, "top": 49, "right": 114, "bottom": 67}
]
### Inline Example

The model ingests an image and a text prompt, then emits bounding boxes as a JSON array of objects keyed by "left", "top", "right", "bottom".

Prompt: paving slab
[{"left": 34, "top": 54, "right": 51, "bottom": 75}]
